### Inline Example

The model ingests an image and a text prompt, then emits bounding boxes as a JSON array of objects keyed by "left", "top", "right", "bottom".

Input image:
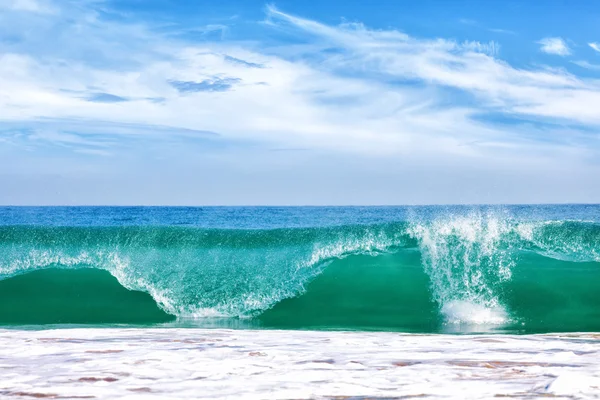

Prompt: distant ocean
[{"left": 1, "top": 205, "right": 599, "bottom": 333}]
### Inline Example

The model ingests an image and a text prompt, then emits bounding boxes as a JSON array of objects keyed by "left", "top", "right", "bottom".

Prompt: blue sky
[{"left": 1, "top": 0, "right": 600, "bottom": 205}]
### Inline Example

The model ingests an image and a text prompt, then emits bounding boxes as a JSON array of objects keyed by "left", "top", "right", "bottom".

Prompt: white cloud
[
  {"left": 589, "top": 42, "right": 600, "bottom": 53},
  {"left": 266, "top": 8, "right": 600, "bottom": 125},
  {"left": 0, "top": 3, "right": 505, "bottom": 158},
  {"left": 0, "top": 0, "right": 55, "bottom": 13},
  {"left": 2, "top": 4, "right": 598, "bottom": 147},
  {"left": 572, "top": 60, "right": 600, "bottom": 71},
  {"left": 538, "top": 37, "right": 571, "bottom": 56},
  {"left": 489, "top": 28, "right": 516, "bottom": 35}
]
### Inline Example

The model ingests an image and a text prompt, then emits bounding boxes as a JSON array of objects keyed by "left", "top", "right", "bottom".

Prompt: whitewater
[{"left": 1, "top": 328, "right": 599, "bottom": 399}]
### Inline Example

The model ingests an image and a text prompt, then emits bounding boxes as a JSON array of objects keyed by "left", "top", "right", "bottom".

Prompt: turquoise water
[{"left": 0, "top": 205, "right": 599, "bottom": 332}]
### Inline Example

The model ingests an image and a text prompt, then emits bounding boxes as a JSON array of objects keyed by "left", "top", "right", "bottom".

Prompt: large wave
[{"left": 0, "top": 211, "right": 599, "bottom": 331}]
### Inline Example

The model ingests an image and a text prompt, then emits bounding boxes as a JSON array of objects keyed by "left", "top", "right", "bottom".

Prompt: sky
[{"left": 1, "top": 0, "right": 600, "bottom": 205}]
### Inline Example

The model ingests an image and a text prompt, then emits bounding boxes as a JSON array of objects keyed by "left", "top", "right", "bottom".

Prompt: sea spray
[{"left": 407, "top": 212, "right": 516, "bottom": 325}]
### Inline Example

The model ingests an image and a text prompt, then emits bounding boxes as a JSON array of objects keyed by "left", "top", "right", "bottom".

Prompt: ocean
[
  {"left": 1, "top": 205, "right": 599, "bottom": 332},
  {"left": 1, "top": 205, "right": 599, "bottom": 398}
]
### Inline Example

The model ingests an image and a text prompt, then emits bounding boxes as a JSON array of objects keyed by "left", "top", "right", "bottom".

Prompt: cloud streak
[
  {"left": 169, "top": 77, "right": 242, "bottom": 93},
  {"left": 266, "top": 7, "right": 600, "bottom": 126},
  {"left": 572, "top": 60, "right": 600, "bottom": 71},
  {"left": 538, "top": 37, "right": 571, "bottom": 56},
  {"left": 0, "top": 0, "right": 55, "bottom": 13}
]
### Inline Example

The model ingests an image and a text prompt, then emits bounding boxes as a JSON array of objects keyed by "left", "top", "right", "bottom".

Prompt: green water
[
  {"left": 260, "top": 251, "right": 438, "bottom": 331},
  {"left": 505, "top": 253, "right": 600, "bottom": 333},
  {"left": 0, "top": 269, "right": 173, "bottom": 324}
]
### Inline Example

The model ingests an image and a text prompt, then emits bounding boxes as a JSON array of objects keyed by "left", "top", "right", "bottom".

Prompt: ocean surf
[{"left": 0, "top": 205, "right": 598, "bottom": 333}]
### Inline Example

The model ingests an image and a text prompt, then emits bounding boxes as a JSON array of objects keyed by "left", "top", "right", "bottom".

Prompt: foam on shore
[{"left": 0, "top": 328, "right": 598, "bottom": 399}]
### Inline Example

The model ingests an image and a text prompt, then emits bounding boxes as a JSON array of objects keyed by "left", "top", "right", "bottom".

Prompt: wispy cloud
[
  {"left": 458, "top": 18, "right": 478, "bottom": 26},
  {"left": 85, "top": 93, "right": 129, "bottom": 103},
  {"left": 266, "top": 6, "right": 600, "bottom": 125},
  {"left": 589, "top": 42, "right": 600, "bottom": 53},
  {"left": 489, "top": 28, "right": 516, "bottom": 35},
  {"left": 538, "top": 37, "right": 571, "bottom": 56},
  {"left": 169, "top": 77, "right": 242, "bottom": 93},
  {"left": 0, "top": 0, "right": 55, "bottom": 13},
  {"left": 223, "top": 55, "right": 264, "bottom": 68},
  {"left": 572, "top": 60, "right": 600, "bottom": 71}
]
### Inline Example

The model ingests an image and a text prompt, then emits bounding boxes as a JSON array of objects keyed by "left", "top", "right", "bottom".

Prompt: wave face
[
  {"left": 0, "top": 206, "right": 599, "bottom": 332},
  {"left": 0, "top": 268, "right": 173, "bottom": 324}
]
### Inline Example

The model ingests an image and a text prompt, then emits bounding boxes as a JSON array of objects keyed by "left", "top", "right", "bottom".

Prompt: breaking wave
[{"left": 0, "top": 211, "right": 599, "bottom": 332}]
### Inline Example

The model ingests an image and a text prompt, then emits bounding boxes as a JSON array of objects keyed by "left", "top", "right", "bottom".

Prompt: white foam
[
  {"left": 0, "top": 328, "right": 597, "bottom": 399},
  {"left": 303, "top": 228, "right": 400, "bottom": 269},
  {"left": 408, "top": 212, "right": 516, "bottom": 324},
  {"left": 441, "top": 300, "right": 509, "bottom": 325}
]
